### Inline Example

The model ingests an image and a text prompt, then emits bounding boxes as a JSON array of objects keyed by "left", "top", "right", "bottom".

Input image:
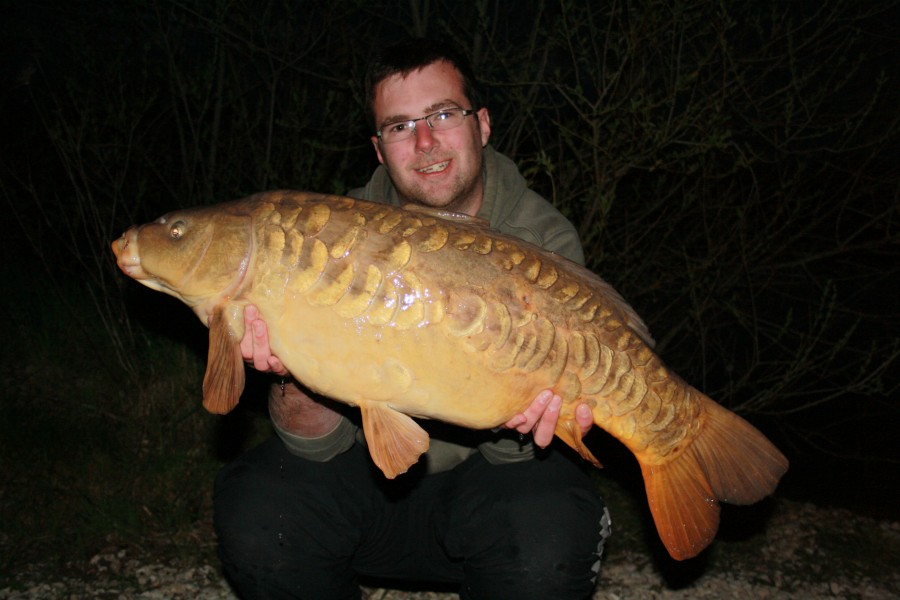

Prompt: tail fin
[{"left": 639, "top": 391, "right": 789, "bottom": 560}]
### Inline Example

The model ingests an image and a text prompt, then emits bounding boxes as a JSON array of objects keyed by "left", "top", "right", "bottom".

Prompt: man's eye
[
  {"left": 433, "top": 111, "right": 452, "bottom": 121},
  {"left": 388, "top": 122, "right": 409, "bottom": 133}
]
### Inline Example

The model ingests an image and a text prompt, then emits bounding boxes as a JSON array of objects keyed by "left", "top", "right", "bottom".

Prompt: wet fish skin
[{"left": 111, "top": 190, "right": 788, "bottom": 560}]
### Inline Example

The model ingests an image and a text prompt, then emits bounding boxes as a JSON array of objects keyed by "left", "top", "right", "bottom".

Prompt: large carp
[{"left": 112, "top": 190, "right": 787, "bottom": 560}]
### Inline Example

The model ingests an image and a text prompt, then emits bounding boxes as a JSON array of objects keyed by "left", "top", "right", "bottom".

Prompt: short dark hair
[{"left": 364, "top": 38, "right": 481, "bottom": 131}]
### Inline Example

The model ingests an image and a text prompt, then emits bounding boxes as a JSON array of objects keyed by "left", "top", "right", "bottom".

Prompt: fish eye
[{"left": 169, "top": 220, "right": 185, "bottom": 240}]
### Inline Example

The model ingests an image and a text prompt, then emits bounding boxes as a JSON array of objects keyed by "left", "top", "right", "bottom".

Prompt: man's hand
[
  {"left": 240, "top": 305, "right": 289, "bottom": 376},
  {"left": 240, "top": 305, "right": 343, "bottom": 436},
  {"left": 503, "top": 390, "right": 593, "bottom": 448}
]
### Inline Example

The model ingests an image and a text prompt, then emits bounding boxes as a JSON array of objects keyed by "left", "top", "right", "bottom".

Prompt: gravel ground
[{"left": 2, "top": 500, "right": 897, "bottom": 600}]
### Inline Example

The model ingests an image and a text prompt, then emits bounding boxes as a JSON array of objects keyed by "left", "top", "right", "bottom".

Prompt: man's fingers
[
  {"left": 505, "top": 393, "right": 594, "bottom": 446},
  {"left": 505, "top": 389, "right": 552, "bottom": 433},
  {"left": 239, "top": 305, "right": 259, "bottom": 360},
  {"left": 576, "top": 403, "right": 593, "bottom": 436},
  {"left": 499, "top": 390, "right": 596, "bottom": 448},
  {"left": 532, "top": 394, "right": 561, "bottom": 448},
  {"left": 503, "top": 414, "right": 527, "bottom": 431},
  {"left": 238, "top": 304, "right": 289, "bottom": 375},
  {"left": 267, "top": 356, "right": 289, "bottom": 377},
  {"left": 519, "top": 389, "right": 553, "bottom": 427},
  {"left": 250, "top": 319, "right": 272, "bottom": 371}
]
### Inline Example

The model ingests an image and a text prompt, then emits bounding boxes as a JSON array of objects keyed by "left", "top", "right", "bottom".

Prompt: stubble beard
[
  {"left": 382, "top": 130, "right": 487, "bottom": 215},
  {"left": 397, "top": 167, "right": 483, "bottom": 216}
]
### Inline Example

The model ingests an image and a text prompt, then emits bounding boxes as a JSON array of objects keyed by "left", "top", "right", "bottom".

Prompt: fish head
[{"left": 111, "top": 204, "right": 253, "bottom": 315}]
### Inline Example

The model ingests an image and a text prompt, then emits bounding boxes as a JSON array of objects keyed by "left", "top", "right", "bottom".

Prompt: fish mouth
[
  {"left": 111, "top": 229, "right": 149, "bottom": 279},
  {"left": 416, "top": 160, "right": 450, "bottom": 175}
]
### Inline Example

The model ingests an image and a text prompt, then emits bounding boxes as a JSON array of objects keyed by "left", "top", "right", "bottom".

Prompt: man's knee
[
  {"left": 504, "top": 485, "right": 609, "bottom": 589},
  {"left": 212, "top": 443, "right": 367, "bottom": 599},
  {"left": 447, "top": 459, "right": 611, "bottom": 599}
]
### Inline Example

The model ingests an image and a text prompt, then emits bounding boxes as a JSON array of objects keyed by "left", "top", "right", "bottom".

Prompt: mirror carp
[{"left": 112, "top": 190, "right": 788, "bottom": 560}]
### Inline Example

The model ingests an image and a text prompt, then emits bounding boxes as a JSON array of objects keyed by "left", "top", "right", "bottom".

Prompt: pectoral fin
[
  {"left": 359, "top": 402, "right": 430, "bottom": 478},
  {"left": 202, "top": 305, "right": 246, "bottom": 414}
]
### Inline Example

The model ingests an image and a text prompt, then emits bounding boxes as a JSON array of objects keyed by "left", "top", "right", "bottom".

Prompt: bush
[{"left": 1, "top": 0, "right": 897, "bottom": 569}]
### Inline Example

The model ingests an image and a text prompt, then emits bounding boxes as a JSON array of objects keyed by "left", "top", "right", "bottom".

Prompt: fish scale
[{"left": 112, "top": 189, "right": 788, "bottom": 561}]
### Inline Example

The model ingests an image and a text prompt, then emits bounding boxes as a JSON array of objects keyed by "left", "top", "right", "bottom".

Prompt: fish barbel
[{"left": 111, "top": 190, "right": 788, "bottom": 560}]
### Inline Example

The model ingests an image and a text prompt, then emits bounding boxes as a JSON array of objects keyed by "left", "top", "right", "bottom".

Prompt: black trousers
[{"left": 214, "top": 436, "right": 610, "bottom": 600}]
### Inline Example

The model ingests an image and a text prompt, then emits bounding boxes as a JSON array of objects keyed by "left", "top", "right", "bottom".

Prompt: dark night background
[{"left": 1, "top": 0, "right": 898, "bottom": 585}]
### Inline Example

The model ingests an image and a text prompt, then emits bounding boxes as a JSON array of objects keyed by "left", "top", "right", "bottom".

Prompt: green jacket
[{"left": 274, "top": 145, "right": 585, "bottom": 472}]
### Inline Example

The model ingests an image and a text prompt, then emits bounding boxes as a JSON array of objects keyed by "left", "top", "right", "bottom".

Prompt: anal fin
[
  {"left": 554, "top": 417, "right": 603, "bottom": 468},
  {"left": 359, "top": 402, "right": 430, "bottom": 478}
]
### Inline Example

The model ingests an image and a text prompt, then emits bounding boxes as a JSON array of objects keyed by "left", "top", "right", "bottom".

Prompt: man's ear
[
  {"left": 477, "top": 107, "right": 491, "bottom": 147},
  {"left": 371, "top": 135, "right": 386, "bottom": 165}
]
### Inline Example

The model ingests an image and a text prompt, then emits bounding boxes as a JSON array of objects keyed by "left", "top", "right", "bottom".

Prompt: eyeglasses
[{"left": 376, "top": 108, "right": 475, "bottom": 143}]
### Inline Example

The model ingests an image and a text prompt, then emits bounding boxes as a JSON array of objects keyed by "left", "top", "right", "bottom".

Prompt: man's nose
[{"left": 414, "top": 121, "right": 437, "bottom": 151}]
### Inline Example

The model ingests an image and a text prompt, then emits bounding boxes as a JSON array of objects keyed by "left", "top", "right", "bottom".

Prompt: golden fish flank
[{"left": 111, "top": 190, "right": 788, "bottom": 561}]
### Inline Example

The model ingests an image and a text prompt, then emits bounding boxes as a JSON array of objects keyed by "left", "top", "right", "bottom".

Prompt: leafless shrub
[{"left": 1, "top": 0, "right": 896, "bottom": 458}]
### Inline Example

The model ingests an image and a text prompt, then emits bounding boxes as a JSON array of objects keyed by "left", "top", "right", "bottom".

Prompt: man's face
[{"left": 370, "top": 60, "right": 491, "bottom": 216}]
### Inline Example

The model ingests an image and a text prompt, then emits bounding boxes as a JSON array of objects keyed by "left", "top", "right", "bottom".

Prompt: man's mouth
[{"left": 416, "top": 160, "right": 450, "bottom": 174}]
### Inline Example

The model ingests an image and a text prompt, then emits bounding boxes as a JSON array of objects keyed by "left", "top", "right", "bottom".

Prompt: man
[{"left": 215, "top": 38, "right": 611, "bottom": 600}]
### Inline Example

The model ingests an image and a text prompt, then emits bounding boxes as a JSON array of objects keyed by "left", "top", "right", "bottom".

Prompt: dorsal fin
[
  {"left": 550, "top": 256, "right": 657, "bottom": 348},
  {"left": 402, "top": 203, "right": 491, "bottom": 228}
]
